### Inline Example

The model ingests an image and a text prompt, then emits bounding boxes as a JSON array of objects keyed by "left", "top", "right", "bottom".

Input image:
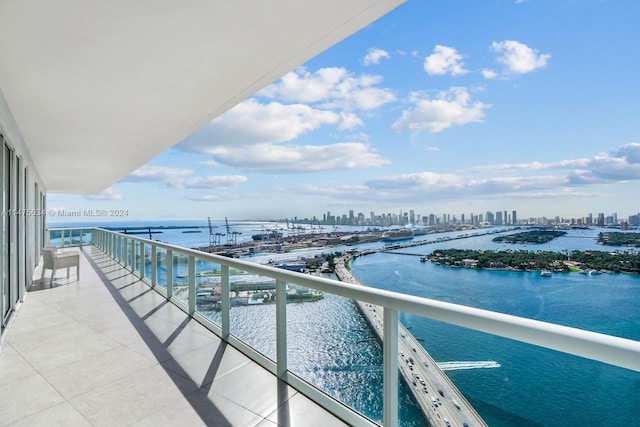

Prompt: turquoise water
[
  {"left": 352, "top": 253, "right": 640, "bottom": 426},
  {"left": 66, "top": 221, "right": 640, "bottom": 426}
]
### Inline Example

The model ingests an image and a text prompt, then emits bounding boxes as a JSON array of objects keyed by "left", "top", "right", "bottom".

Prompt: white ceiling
[{"left": 0, "top": 0, "right": 404, "bottom": 194}]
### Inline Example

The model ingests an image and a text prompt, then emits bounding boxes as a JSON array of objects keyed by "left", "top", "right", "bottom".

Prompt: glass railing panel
[
  {"left": 80, "top": 228, "right": 92, "bottom": 245},
  {"left": 284, "top": 285, "right": 394, "bottom": 425},
  {"left": 172, "top": 253, "right": 190, "bottom": 305},
  {"left": 48, "top": 229, "right": 62, "bottom": 247},
  {"left": 155, "top": 247, "right": 168, "bottom": 289},
  {"left": 193, "top": 257, "right": 222, "bottom": 327},
  {"left": 124, "top": 238, "right": 130, "bottom": 268},
  {"left": 133, "top": 241, "right": 141, "bottom": 274},
  {"left": 142, "top": 244, "right": 151, "bottom": 279},
  {"left": 228, "top": 268, "right": 277, "bottom": 360}
]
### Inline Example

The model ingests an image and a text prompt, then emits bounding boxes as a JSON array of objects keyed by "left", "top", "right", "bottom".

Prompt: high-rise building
[
  {"left": 486, "top": 211, "right": 495, "bottom": 225},
  {"left": 512, "top": 210, "right": 517, "bottom": 225},
  {"left": 495, "top": 211, "right": 503, "bottom": 226}
]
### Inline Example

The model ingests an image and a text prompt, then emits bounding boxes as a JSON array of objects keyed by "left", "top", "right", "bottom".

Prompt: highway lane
[{"left": 335, "top": 261, "right": 486, "bottom": 427}]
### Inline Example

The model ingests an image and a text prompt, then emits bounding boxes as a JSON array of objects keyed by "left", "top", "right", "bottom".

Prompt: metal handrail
[{"left": 51, "top": 227, "right": 640, "bottom": 426}]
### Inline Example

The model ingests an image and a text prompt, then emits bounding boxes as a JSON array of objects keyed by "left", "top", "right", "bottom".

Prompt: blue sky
[{"left": 49, "top": 0, "right": 640, "bottom": 223}]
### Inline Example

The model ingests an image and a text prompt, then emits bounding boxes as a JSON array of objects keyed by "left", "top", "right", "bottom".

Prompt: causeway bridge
[{"left": 334, "top": 261, "right": 487, "bottom": 427}]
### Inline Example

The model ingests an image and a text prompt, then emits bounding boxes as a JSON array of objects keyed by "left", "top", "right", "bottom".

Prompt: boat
[
  {"left": 381, "top": 229, "right": 414, "bottom": 242},
  {"left": 540, "top": 270, "right": 552, "bottom": 277},
  {"left": 273, "top": 262, "right": 307, "bottom": 272},
  {"left": 251, "top": 230, "right": 283, "bottom": 241},
  {"left": 419, "top": 256, "right": 427, "bottom": 262},
  {"left": 588, "top": 270, "right": 602, "bottom": 275}
]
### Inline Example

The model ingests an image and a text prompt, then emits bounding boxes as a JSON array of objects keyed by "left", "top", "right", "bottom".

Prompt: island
[
  {"left": 492, "top": 230, "right": 567, "bottom": 244},
  {"left": 426, "top": 249, "right": 640, "bottom": 274},
  {"left": 597, "top": 232, "right": 640, "bottom": 247}
]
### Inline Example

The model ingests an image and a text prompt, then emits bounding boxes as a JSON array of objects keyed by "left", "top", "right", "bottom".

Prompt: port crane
[
  {"left": 225, "top": 217, "right": 241, "bottom": 245},
  {"left": 208, "top": 217, "right": 224, "bottom": 247}
]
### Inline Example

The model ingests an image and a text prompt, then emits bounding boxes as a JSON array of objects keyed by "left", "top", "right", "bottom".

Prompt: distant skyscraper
[
  {"left": 512, "top": 210, "right": 517, "bottom": 225},
  {"left": 486, "top": 211, "right": 494, "bottom": 225},
  {"left": 495, "top": 211, "right": 503, "bottom": 225},
  {"left": 597, "top": 213, "right": 605, "bottom": 226},
  {"left": 409, "top": 210, "right": 415, "bottom": 224}
]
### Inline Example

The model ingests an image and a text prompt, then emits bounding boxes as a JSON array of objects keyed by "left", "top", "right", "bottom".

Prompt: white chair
[{"left": 41, "top": 248, "right": 80, "bottom": 286}]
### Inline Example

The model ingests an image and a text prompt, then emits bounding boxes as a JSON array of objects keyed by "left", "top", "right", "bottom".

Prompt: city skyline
[
  {"left": 274, "top": 207, "right": 639, "bottom": 228},
  {"left": 48, "top": 1, "right": 640, "bottom": 222}
]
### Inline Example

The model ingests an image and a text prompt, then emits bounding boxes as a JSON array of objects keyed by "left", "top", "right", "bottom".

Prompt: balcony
[
  {"left": 0, "top": 244, "right": 349, "bottom": 426},
  {"left": 2, "top": 228, "right": 640, "bottom": 426}
]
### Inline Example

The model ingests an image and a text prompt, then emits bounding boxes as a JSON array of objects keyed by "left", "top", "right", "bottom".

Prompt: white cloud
[
  {"left": 491, "top": 40, "right": 551, "bottom": 74},
  {"left": 482, "top": 69, "right": 498, "bottom": 80},
  {"left": 337, "top": 112, "right": 364, "bottom": 130},
  {"left": 297, "top": 143, "right": 640, "bottom": 204},
  {"left": 363, "top": 48, "right": 390, "bottom": 65},
  {"left": 85, "top": 187, "right": 123, "bottom": 201},
  {"left": 123, "top": 166, "right": 194, "bottom": 183},
  {"left": 392, "top": 87, "right": 489, "bottom": 132},
  {"left": 178, "top": 99, "right": 341, "bottom": 152},
  {"left": 175, "top": 66, "right": 399, "bottom": 175},
  {"left": 424, "top": 45, "right": 468, "bottom": 76},
  {"left": 168, "top": 175, "right": 248, "bottom": 189},
  {"left": 258, "top": 67, "right": 396, "bottom": 111},
  {"left": 204, "top": 142, "right": 389, "bottom": 173},
  {"left": 122, "top": 165, "right": 247, "bottom": 190},
  {"left": 471, "top": 144, "right": 640, "bottom": 184}
]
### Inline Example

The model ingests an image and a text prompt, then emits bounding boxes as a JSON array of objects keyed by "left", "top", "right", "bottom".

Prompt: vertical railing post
[
  {"left": 151, "top": 245, "right": 157, "bottom": 287},
  {"left": 276, "top": 279, "right": 287, "bottom": 378},
  {"left": 61, "top": 229, "right": 65, "bottom": 248},
  {"left": 383, "top": 307, "right": 399, "bottom": 427},
  {"left": 188, "top": 255, "right": 196, "bottom": 315},
  {"left": 221, "top": 265, "right": 230, "bottom": 340},
  {"left": 166, "top": 249, "right": 173, "bottom": 299}
]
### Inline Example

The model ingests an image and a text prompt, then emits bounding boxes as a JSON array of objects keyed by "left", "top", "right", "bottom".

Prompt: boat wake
[{"left": 437, "top": 361, "right": 501, "bottom": 371}]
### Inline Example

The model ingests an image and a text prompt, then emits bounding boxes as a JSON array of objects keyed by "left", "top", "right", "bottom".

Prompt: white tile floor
[{"left": 0, "top": 246, "right": 350, "bottom": 426}]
